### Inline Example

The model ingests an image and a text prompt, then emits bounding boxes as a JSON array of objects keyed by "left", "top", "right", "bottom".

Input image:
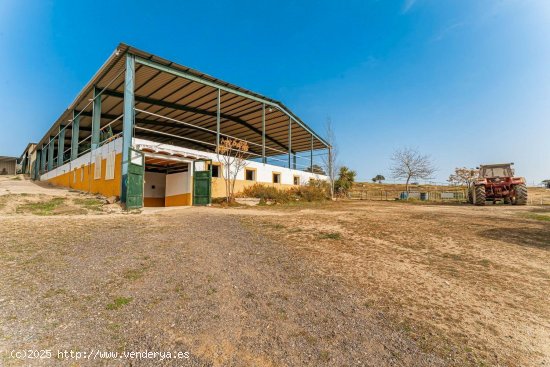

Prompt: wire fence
[
  {"left": 527, "top": 190, "right": 550, "bottom": 205},
  {"left": 348, "top": 190, "right": 467, "bottom": 202},
  {"left": 348, "top": 189, "right": 550, "bottom": 205}
]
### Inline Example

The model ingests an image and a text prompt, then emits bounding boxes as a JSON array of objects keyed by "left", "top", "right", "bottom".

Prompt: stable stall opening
[{"left": 143, "top": 154, "right": 192, "bottom": 207}]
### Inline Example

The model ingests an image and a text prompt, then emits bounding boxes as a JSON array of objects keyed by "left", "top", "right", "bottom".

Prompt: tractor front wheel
[
  {"left": 513, "top": 184, "right": 528, "bottom": 205},
  {"left": 474, "top": 185, "right": 486, "bottom": 206}
]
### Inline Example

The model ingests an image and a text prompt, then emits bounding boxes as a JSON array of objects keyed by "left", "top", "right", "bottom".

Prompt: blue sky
[{"left": 1, "top": 0, "right": 549, "bottom": 183}]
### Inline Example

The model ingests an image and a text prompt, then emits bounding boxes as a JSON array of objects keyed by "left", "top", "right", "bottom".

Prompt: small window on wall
[
  {"left": 210, "top": 164, "right": 220, "bottom": 178},
  {"left": 245, "top": 168, "right": 256, "bottom": 181},
  {"left": 293, "top": 176, "right": 300, "bottom": 185},
  {"left": 272, "top": 172, "right": 281, "bottom": 184}
]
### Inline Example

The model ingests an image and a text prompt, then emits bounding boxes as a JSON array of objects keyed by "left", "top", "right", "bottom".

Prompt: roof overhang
[{"left": 36, "top": 43, "right": 330, "bottom": 160}]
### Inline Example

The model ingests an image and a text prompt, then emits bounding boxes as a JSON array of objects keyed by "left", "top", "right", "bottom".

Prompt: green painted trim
[
  {"left": 57, "top": 126, "right": 66, "bottom": 167},
  {"left": 47, "top": 137, "right": 55, "bottom": 171},
  {"left": 91, "top": 87, "right": 101, "bottom": 150},
  {"left": 71, "top": 112, "right": 80, "bottom": 161},
  {"left": 121, "top": 53, "right": 135, "bottom": 204}
]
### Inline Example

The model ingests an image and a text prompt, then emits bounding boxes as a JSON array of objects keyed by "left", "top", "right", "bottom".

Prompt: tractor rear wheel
[
  {"left": 513, "top": 184, "right": 528, "bottom": 205},
  {"left": 474, "top": 185, "right": 486, "bottom": 206}
]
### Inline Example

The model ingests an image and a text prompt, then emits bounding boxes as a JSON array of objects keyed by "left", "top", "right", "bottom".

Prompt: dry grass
[
  {"left": 0, "top": 179, "right": 548, "bottom": 366},
  {"left": 73, "top": 197, "right": 104, "bottom": 211},
  {"left": 241, "top": 201, "right": 550, "bottom": 367},
  {"left": 0, "top": 206, "right": 450, "bottom": 367},
  {"left": 1, "top": 194, "right": 110, "bottom": 216}
]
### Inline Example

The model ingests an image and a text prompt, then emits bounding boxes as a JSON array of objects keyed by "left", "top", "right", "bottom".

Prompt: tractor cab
[{"left": 478, "top": 163, "right": 514, "bottom": 179}]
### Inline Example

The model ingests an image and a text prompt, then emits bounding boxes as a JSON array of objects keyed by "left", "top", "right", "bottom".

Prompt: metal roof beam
[{"left": 101, "top": 88, "right": 291, "bottom": 152}]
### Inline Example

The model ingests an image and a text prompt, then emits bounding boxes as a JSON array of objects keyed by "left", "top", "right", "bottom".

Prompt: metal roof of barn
[{"left": 36, "top": 43, "right": 329, "bottom": 157}]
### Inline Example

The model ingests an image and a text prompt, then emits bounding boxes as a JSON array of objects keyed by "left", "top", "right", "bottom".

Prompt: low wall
[{"left": 40, "top": 138, "right": 123, "bottom": 198}]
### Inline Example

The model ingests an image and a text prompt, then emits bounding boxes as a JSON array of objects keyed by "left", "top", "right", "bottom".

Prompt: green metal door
[
  {"left": 126, "top": 148, "right": 144, "bottom": 209},
  {"left": 193, "top": 160, "right": 212, "bottom": 206}
]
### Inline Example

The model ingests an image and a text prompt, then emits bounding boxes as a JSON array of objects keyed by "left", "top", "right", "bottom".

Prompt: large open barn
[{"left": 33, "top": 44, "right": 330, "bottom": 208}]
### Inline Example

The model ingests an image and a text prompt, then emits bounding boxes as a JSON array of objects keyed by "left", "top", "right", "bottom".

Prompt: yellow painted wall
[
  {"left": 165, "top": 193, "right": 192, "bottom": 206},
  {"left": 144, "top": 197, "right": 165, "bottom": 207},
  {"left": 46, "top": 153, "right": 122, "bottom": 198},
  {"left": 144, "top": 193, "right": 191, "bottom": 207}
]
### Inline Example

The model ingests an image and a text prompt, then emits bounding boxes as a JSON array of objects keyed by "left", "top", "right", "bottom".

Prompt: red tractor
[{"left": 469, "top": 163, "right": 527, "bottom": 206}]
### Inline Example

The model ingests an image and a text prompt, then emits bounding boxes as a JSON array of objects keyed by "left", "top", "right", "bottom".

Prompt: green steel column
[
  {"left": 40, "top": 145, "right": 46, "bottom": 174},
  {"left": 310, "top": 134, "right": 313, "bottom": 172},
  {"left": 47, "top": 137, "right": 55, "bottom": 171},
  {"left": 288, "top": 117, "right": 292, "bottom": 169},
  {"left": 216, "top": 88, "right": 221, "bottom": 148},
  {"left": 262, "top": 104, "right": 266, "bottom": 164},
  {"left": 71, "top": 112, "right": 80, "bottom": 160},
  {"left": 57, "top": 125, "right": 65, "bottom": 167},
  {"left": 91, "top": 87, "right": 101, "bottom": 150},
  {"left": 121, "top": 53, "right": 135, "bottom": 203},
  {"left": 36, "top": 149, "right": 42, "bottom": 177}
]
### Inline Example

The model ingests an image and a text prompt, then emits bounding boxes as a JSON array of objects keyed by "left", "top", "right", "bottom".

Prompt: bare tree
[
  {"left": 321, "top": 118, "right": 338, "bottom": 199},
  {"left": 216, "top": 138, "right": 250, "bottom": 203},
  {"left": 448, "top": 167, "right": 479, "bottom": 188},
  {"left": 390, "top": 147, "right": 437, "bottom": 192}
]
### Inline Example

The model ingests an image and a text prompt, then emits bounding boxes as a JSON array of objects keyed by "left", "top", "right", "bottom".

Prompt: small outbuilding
[
  {"left": 0, "top": 156, "right": 17, "bottom": 175},
  {"left": 19, "top": 143, "right": 37, "bottom": 175}
]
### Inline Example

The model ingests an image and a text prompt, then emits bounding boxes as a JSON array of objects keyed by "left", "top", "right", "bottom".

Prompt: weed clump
[
  {"left": 16, "top": 197, "right": 65, "bottom": 215},
  {"left": 106, "top": 297, "right": 132, "bottom": 310}
]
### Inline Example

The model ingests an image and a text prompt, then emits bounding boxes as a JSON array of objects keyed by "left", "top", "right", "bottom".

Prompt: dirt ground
[
  {"left": 240, "top": 201, "right": 550, "bottom": 367},
  {"left": 0, "top": 177, "right": 548, "bottom": 366}
]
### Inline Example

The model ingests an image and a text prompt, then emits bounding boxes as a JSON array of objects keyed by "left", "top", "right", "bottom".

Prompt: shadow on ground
[{"left": 478, "top": 226, "right": 550, "bottom": 250}]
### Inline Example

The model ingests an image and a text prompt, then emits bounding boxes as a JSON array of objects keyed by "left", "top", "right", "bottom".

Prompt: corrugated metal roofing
[{"left": 37, "top": 43, "right": 329, "bottom": 157}]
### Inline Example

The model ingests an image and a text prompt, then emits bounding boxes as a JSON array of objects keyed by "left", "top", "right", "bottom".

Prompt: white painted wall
[
  {"left": 133, "top": 138, "right": 327, "bottom": 185},
  {"left": 166, "top": 171, "right": 190, "bottom": 197},
  {"left": 144, "top": 172, "right": 166, "bottom": 198},
  {"left": 40, "top": 138, "right": 122, "bottom": 181}
]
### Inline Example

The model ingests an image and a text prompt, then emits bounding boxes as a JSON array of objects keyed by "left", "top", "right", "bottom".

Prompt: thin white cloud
[
  {"left": 402, "top": 0, "right": 417, "bottom": 13},
  {"left": 431, "top": 21, "right": 465, "bottom": 42}
]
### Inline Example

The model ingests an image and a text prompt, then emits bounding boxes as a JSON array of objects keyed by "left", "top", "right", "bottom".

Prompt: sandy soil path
[{"left": 0, "top": 209, "right": 445, "bottom": 366}]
